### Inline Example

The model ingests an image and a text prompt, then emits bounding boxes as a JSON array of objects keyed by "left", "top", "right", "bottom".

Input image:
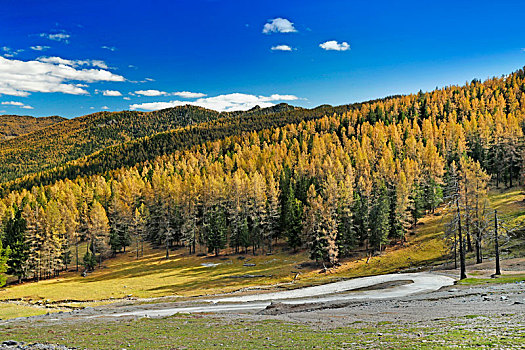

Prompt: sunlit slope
[
  {"left": 1, "top": 103, "right": 345, "bottom": 194},
  {"left": 0, "top": 114, "right": 65, "bottom": 140},
  {"left": 0, "top": 105, "right": 221, "bottom": 182}
]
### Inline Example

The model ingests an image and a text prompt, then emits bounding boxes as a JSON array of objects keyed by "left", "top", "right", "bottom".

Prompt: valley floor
[
  {"left": 0, "top": 186, "right": 524, "bottom": 348},
  {"left": 0, "top": 279, "right": 524, "bottom": 349}
]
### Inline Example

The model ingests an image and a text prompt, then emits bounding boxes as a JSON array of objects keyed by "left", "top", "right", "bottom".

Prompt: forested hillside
[
  {"left": 0, "top": 106, "right": 222, "bottom": 182},
  {"left": 1, "top": 104, "right": 350, "bottom": 194},
  {"left": 1, "top": 68, "right": 525, "bottom": 283},
  {"left": 0, "top": 104, "right": 309, "bottom": 185},
  {"left": 0, "top": 115, "right": 65, "bottom": 140}
]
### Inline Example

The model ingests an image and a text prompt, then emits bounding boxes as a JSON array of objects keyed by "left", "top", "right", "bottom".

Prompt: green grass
[
  {"left": 1, "top": 314, "right": 523, "bottom": 349},
  {"left": 457, "top": 274, "right": 525, "bottom": 285}
]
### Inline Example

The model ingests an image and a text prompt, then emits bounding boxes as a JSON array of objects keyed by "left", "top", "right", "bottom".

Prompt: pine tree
[
  {"left": 0, "top": 240, "right": 9, "bottom": 287},
  {"left": 265, "top": 174, "right": 281, "bottom": 253},
  {"left": 284, "top": 184, "right": 303, "bottom": 250},
  {"left": 303, "top": 182, "right": 339, "bottom": 267},
  {"left": 336, "top": 172, "right": 356, "bottom": 257},
  {"left": 132, "top": 205, "right": 147, "bottom": 259},
  {"left": 3, "top": 206, "right": 28, "bottom": 283},
  {"left": 24, "top": 203, "right": 45, "bottom": 280},
  {"left": 369, "top": 184, "right": 390, "bottom": 252},
  {"left": 444, "top": 162, "right": 467, "bottom": 279},
  {"left": 88, "top": 201, "right": 110, "bottom": 266},
  {"left": 203, "top": 204, "right": 227, "bottom": 255}
]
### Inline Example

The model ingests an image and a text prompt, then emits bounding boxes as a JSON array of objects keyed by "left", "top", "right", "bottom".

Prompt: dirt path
[{"left": 97, "top": 272, "right": 454, "bottom": 317}]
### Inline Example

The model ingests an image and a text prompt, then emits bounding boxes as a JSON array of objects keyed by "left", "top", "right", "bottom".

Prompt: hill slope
[
  {"left": 0, "top": 106, "right": 221, "bottom": 182},
  {"left": 0, "top": 115, "right": 65, "bottom": 140},
  {"left": 2, "top": 103, "right": 349, "bottom": 193}
]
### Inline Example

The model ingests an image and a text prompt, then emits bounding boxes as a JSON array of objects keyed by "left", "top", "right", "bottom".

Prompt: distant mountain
[
  {"left": 0, "top": 106, "right": 222, "bottom": 183},
  {"left": 2, "top": 103, "right": 347, "bottom": 193},
  {"left": 0, "top": 115, "right": 65, "bottom": 140},
  {"left": 232, "top": 103, "right": 302, "bottom": 117},
  {"left": 0, "top": 103, "right": 320, "bottom": 184}
]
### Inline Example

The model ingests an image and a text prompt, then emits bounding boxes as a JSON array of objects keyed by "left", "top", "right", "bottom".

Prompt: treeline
[{"left": 1, "top": 68, "right": 525, "bottom": 284}]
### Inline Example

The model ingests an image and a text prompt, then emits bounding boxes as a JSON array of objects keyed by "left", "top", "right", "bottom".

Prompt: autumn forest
[{"left": 1, "top": 68, "right": 525, "bottom": 285}]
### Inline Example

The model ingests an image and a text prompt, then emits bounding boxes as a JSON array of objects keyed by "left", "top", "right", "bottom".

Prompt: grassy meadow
[
  {"left": 0, "top": 186, "right": 523, "bottom": 319},
  {"left": 2, "top": 314, "right": 524, "bottom": 349}
]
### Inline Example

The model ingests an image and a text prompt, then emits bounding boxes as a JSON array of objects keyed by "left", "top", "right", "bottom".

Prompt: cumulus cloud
[
  {"left": 0, "top": 56, "right": 125, "bottom": 97},
  {"left": 130, "top": 93, "right": 299, "bottom": 112},
  {"left": 101, "top": 106, "right": 109, "bottom": 110},
  {"left": 40, "top": 32, "right": 70, "bottom": 43},
  {"left": 30, "top": 45, "right": 50, "bottom": 51},
  {"left": 271, "top": 45, "right": 293, "bottom": 51},
  {"left": 101, "top": 90, "right": 122, "bottom": 96},
  {"left": 134, "top": 90, "right": 206, "bottom": 98},
  {"left": 172, "top": 91, "right": 207, "bottom": 98},
  {"left": 101, "top": 46, "right": 117, "bottom": 51},
  {"left": 37, "top": 56, "right": 108, "bottom": 69},
  {"left": 262, "top": 18, "right": 297, "bottom": 34},
  {"left": 134, "top": 89, "right": 168, "bottom": 96},
  {"left": 319, "top": 40, "right": 350, "bottom": 51},
  {"left": 1, "top": 101, "right": 34, "bottom": 109}
]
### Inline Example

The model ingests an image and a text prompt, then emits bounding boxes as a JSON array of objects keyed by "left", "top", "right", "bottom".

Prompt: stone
[{"left": 2, "top": 341, "right": 18, "bottom": 346}]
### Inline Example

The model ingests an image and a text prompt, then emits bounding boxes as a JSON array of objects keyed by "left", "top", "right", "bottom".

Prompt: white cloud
[
  {"left": 101, "top": 46, "right": 117, "bottom": 51},
  {"left": 1, "top": 101, "right": 34, "bottom": 109},
  {"left": 0, "top": 56, "right": 125, "bottom": 97},
  {"left": 37, "top": 56, "right": 108, "bottom": 69},
  {"left": 134, "top": 90, "right": 206, "bottom": 98},
  {"left": 135, "top": 77, "right": 155, "bottom": 83},
  {"left": 135, "top": 89, "right": 168, "bottom": 96},
  {"left": 172, "top": 91, "right": 207, "bottom": 98},
  {"left": 262, "top": 18, "right": 297, "bottom": 34},
  {"left": 101, "top": 106, "right": 109, "bottom": 110},
  {"left": 101, "top": 90, "right": 122, "bottom": 96},
  {"left": 319, "top": 40, "right": 350, "bottom": 51},
  {"left": 130, "top": 93, "right": 299, "bottom": 112},
  {"left": 271, "top": 45, "right": 293, "bottom": 51},
  {"left": 123, "top": 97, "right": 131, "bottom": 100},
  {"left": 89, "top": 60, "right": 108, "bottom": 69},
  {"left": 30, "top": 45, "right": 50, "bottom": 51},
  {"left": 40, "top": 32, "right": 70, "bottom": 43},
  {"left": 2, "top": 47, "right": 23, "bottom": 57}
]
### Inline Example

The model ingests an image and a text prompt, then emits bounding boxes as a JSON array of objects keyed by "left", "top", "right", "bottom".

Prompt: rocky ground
[
  {"left": 0, "top": 340, "right": 74, "bottom": 349},
  {"left": 1, "top": 259, "right": 524, "bottom": 349},
  {"left": 2, "top": 276, "right": 523, "bottom": 327}
]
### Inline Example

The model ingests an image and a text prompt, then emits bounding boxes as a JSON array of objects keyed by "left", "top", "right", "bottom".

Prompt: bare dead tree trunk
[
  {"left": 454, "top": 231, "right": 457, "bottom": 269},
  {"left": 456, "top": 196, "right": 466, "bottom": 280},
  {"left": 494, "top": 210, "right": 501, "bottom": 276}
]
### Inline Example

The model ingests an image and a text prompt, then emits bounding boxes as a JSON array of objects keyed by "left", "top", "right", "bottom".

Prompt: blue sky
[{"left": 0, "top": 0, "right": 524, "bottom": 118}]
